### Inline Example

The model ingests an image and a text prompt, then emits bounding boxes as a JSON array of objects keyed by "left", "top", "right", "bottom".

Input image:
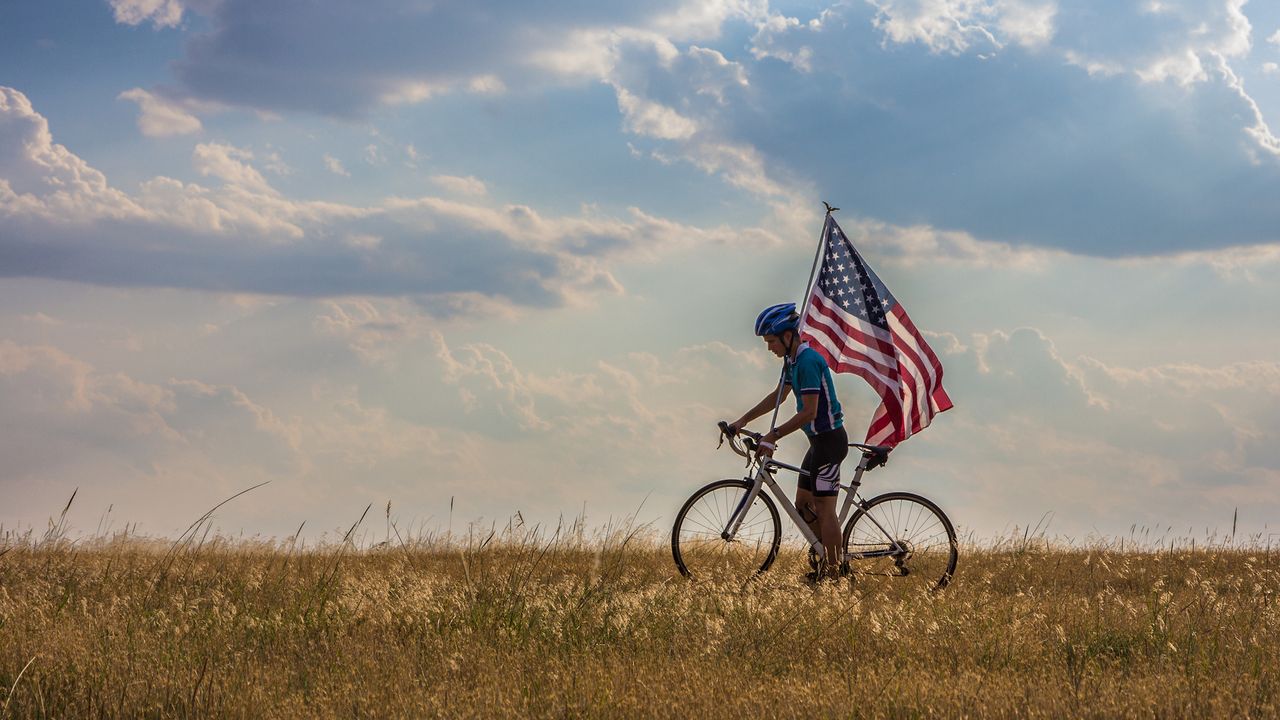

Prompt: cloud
[
  {"left": 467, "top": 75, "right": 507, "bottom": 94},
  {"left": 848, "top": 217, "right": 1068, "bottom": 269},
  {"left": 0, "top": 335, "right": 488, "bottom": 536},
  {"left": 864, "top": 0, "right": 1248, "bottom": 84},
  {"left": 0, "top": 88, "right": 767, "bottom": 306},
  {"left": 314, "top": 299, "right": 422, "bottom": 366},
  {"left": 597, "top": 36, "right": 806, "bottom": 209},
  {"left": 322, "top": 153, "right": 350, "bottom": 177},
  {"left": 193, "top": 142, "right": 275, "bottom": 194},
  {"left": 614, "top": 88, "right": 700, "bottom": 140},
  {"left": 120, "top": 0, "right": 804, "bottom": 223},
  {"left": 262, "top": 150, "right": 291, "bottom": 176},
  {"left": 705, "top": 3, "right": 1280, "bottom": 256},
  {"left": 117, "top": 88, "right": 203, "bottom": 137},
  {"left": 996, "top": 0, "right": 1057, "bottom": 48},
  {"left": 434, "top": 332, "right": 550, "bottom": 432},
  {"left": 428, "top": 329, "right": 776, "bottom": 450},
  {"left": 0, "top": 339, "right": 298, "bottom": 481},
  {"left": 867, "top": 0, "right": 1005, "bottom": 55},
  {"left": 750, "top": 11, "right": 821, "bottom": 71},
  {"left": 1213, "top": 54, "right": 1280, "bottom": 160},
  {"left": 108, "top": 0, "right": 184, "bottom": 29},
  {"left": 151, "top": 0, "right": 757, "bottom": 118},
  {"left": 0, "top": 87, "right": 146, "bottom": 221},
  {"left": 921, "top": 327, "right": 1280, "bottom": 533},
  {"left": 430, "top": 175, "right": 487, "bottom": 197}
]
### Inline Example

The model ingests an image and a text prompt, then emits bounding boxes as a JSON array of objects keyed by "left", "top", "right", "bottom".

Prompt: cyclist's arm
[
  {"left": 766, "top": 392, "right": 818, "bottom": 441},
  {"left": 732, "top": 384, "right": 792, "bottom": 430}
]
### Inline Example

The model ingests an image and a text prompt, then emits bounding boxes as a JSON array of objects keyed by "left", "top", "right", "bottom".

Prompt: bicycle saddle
[{"left": 849, "top": 442, "right": 891, "bottom": 470}]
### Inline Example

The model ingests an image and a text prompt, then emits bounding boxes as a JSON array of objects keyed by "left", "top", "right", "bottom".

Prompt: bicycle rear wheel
[
  {"left": 844, "top": 492, "right": 957, "bottom": 592},
  {"left": 672, "top": 479, "right": 781, "bottom": 582}
]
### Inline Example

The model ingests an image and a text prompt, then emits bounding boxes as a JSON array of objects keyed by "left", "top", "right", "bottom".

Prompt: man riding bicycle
[{"left": 725, "top": 303, "right": 849, "bottom": 582}]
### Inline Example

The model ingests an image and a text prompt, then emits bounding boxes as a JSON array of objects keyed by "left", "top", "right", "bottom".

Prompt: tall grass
[{"left": 1, "top": 510, "right": 1277, "bottom": 718}]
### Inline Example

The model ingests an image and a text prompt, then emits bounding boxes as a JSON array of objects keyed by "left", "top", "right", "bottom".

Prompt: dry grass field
[{"left": 2, "top": 512, "right": 1278, "bottom": 719}]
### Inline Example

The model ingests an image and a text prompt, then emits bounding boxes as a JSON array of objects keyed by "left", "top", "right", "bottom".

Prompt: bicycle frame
[{"left": 722, "top": 452, "right": 906, "bottom": 561}]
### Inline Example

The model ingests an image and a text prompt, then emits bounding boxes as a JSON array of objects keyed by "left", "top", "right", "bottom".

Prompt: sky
[{"left": 2, "top": 0, "right": 1279, "bottom": 545}]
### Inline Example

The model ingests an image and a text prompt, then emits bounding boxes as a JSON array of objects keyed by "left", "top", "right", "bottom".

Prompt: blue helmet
[{"left": 754, "top": 303, "right": 799, "bottom": 337}]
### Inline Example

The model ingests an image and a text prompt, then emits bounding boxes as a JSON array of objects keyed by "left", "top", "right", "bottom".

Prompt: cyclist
[{"left": 725, "top": 303, "right": 849, "bottom": 582}]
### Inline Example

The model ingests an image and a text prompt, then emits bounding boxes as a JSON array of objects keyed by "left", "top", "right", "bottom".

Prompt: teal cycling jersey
[{"left": 783, "top": 344, "right": 844, "bottom": 437}]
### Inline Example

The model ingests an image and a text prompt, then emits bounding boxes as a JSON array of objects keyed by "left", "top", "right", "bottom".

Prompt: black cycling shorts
[{"left": 799, "top": 426, "right": 849, "bottom": 497}]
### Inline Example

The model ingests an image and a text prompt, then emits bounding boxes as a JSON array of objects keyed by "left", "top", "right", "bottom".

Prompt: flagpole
[{"left": 766, "top": 202, "right": 836, "bottom": 435}]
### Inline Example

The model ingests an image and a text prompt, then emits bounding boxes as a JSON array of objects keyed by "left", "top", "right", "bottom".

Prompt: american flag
[{"left": 799, "top": 215, "right": 953, "bottom": 447}]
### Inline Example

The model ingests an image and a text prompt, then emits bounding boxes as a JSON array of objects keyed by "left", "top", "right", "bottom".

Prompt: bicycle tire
[
  {"left": 672, "top": 479, "right": 781, "bottom": 581},
  {"left": 843, "top": 492, "right": 957, "bottom": 592}
]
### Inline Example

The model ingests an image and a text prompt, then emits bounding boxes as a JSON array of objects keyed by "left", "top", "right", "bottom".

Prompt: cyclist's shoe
[{"left": 804, "top": 564, "right": 851, "bottom": 586}]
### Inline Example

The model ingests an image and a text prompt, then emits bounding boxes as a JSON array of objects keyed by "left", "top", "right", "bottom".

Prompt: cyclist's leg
[
  {"left": 814, "top": 495, "right": 841, "bottom": 568},
  {"left": 796, "top": 447, "right": 822, "bottom": 541},
  {"left": 798, "top": 445, "right": 838, "bottom": 572},
  {"left": 810, "top": 428, "right": 850, "bottom": 570}
]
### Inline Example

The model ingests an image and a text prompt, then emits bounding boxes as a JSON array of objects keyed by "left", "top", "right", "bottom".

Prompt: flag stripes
[{"left": 799, "top": 215, "right": 952, "bottom": 447}]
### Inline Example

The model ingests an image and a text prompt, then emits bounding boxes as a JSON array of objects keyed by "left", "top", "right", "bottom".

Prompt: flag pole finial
[{"left": 823, "top": 201, "right": 839, "bottom": 214}]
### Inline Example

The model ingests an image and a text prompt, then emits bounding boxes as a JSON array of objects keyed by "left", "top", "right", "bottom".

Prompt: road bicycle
[{"left": 671, "top": 422, "right": 957, "bottom": 591}]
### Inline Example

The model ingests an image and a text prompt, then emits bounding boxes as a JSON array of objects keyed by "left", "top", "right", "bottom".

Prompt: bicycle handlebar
[
  {"left": 717, "top": 421, "right": 763, "bottom": 459},
  {"left": 718, "top": 421, "right": 891, "bottom": 471}
]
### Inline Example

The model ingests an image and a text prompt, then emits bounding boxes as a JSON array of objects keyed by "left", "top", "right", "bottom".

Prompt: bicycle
[{"left": 671, "top": 421, "right": 957, "bottom": 591}]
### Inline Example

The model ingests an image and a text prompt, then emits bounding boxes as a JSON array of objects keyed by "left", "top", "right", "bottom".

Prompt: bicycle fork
[{"left": 720, "top": 474, "right": 763, "bottom": 540}]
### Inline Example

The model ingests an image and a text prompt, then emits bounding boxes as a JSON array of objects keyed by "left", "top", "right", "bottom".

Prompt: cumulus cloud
[
  {"left": 867, "top": 0, "right": 1006, "bottom": 55},
  {"left": 596, "top": 36, "right": 807, "bottom": 210},
  {"left": 314, "top": 299, "right": 422, "bottom": 366},
  {"left": 429, "top": 330, "right": 775, "bottom": 446},
  {"left": 114, "top": 0, "right": 803, "bottom": 219},
  {"left": 1213, "top": 54, "right": 1280, "bottom": 160},
  {"left": 1056, "top": 0, "right": 1251, "bottom": 87},
  {"left": 849, "top": 218, "right": 1068, "bottom": 269},
  {"left": 925, "top": 327, "right": 1280, "bottom": 533},
  {"left": 0, "top": 339, "right": 299, "bottom": 482},
  {"left": 430, "top": 175, "right": 487, "bottom": 197},
  {"left": 322, "top": 153, "right": 350, "bottom": 177},
  {"left": 0, "top": 335, "right": 490, "bottom": 536},
  {"left": 996, "top": 0, "right": 1057, "bottom": 48},
  {"left": 750, "top": 11, "right": 821, "bottom": 71},
  {"left": 150, "top": 0, "right": 759, "bottom": 118},
  {"left": 117, "top": 88, "right": 202, "bottom": 137},
  {"left": 707, "top": 2, "right": 1280, "bottom": 255},
  {"left": 193, "top": 142, "right": 276, "bottom": 194},
  {"left": 0, "top": 87, "right": 147, "bottom": 221},
  {"left": 864, "top": 0, "right": 1247, "bottom": 83},
  {"left": 0, "top": 87, "right": 765, "bottom": 306},
  {"left": 614, "top": 88, "right": 700, "bottom": 140},
  {"left": 108, "top": 0, "right": 184, "bottom": 29}
]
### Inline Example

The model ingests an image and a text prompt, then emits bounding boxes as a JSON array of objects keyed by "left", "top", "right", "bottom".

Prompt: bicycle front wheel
[
  {"left": 672, "top": 479, "right": 781, "bottom": 582},
  {"left": 844, "top": 492, "right": 957, "bottom": 592}
]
